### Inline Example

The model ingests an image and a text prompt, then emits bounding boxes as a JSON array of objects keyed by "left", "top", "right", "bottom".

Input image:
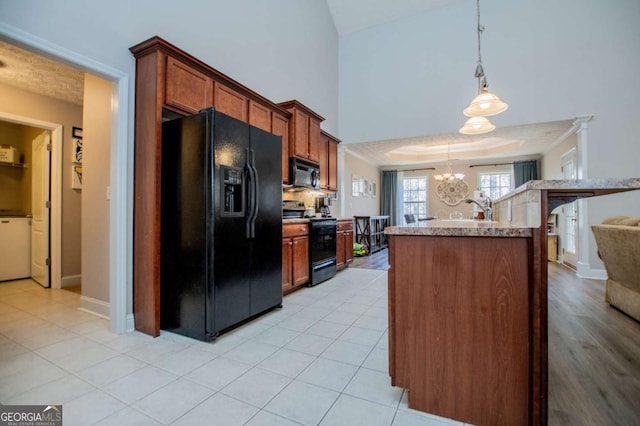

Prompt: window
[
  {"left": 478, "top": 172, "right": 512, "bottom": 200},
  {"left": 402, "top": 176, "right": 428, "bottom": 218}
]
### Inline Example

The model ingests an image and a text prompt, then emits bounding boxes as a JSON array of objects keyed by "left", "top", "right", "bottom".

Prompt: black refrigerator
[{"left": 160, "top": 107, "right": 282, "bottom": 342}]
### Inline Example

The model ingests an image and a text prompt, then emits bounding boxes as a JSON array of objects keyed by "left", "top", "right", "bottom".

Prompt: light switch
[{"left": 106, "top": 186, "right": 111, "bottom": 200}]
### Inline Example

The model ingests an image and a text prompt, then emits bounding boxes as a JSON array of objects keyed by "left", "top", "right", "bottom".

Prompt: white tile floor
[{"left": 0, "top": 268, "right": 471, "bottom": 425}]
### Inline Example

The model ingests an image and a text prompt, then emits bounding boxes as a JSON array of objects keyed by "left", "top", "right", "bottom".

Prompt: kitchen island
[
  {"left": 385, "top": 179, "right": 640, "bottom": 426},
  {"left": 386, "top": 220, "right": 533, "bottom": 425}
]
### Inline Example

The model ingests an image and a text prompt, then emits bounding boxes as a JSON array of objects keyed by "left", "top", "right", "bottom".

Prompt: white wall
[
  {"left": 0, "top": 0, "right": 339, "bottom": 132},
  {"left": 541, "top": 134, "right": 577, "bottom": 180},
  {"left": 343, "top": 151, "right": 380, "bottom": 217},
  {"left": 339, "top": 0, "right": 640, "bottom": 273},
  {"left": 0, "top": 0, "right": 339, "bottom": 320},
  {"left": 81, "top": 74, "right": 112, "bottom": 310}
]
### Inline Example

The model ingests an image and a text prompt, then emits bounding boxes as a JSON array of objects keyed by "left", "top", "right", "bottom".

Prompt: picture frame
[
  {"left": 72, "top": 138, "right": 83, "bottom": 163},
  {"left": 72, "top": 165, "right": 83, "bottom": 190},
  {"left": 72, "top": 126, "right": 83, "bottom": 139}
]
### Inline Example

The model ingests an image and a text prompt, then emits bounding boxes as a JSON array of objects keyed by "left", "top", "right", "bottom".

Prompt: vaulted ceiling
[
  {"left": 0, "top": 2, "right": 574, "bottom": 168},
  {"left": 326, "top": 0, "right": 463, "bottom": 36}
]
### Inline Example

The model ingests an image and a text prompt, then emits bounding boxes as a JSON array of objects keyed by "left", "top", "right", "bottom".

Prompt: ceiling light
[
  {"left": 433, "top": 142, "right": 465, "bottom": 181},
  {"left": 460, "top": 0, "right": 508, "bottom": 129},
  {"left": 459, "top": 116, "right": 496, "bottom": 135},
  {"left": 463, "top": 81, "right": 508, "bottom": 117}
]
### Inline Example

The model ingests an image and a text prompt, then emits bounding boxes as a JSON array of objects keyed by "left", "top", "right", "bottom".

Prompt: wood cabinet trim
[
  {"left": 278, "top": 99, "right": 325, "bottom": 122},
  {"left": 130, "top": 36, "right": 291, "bottom": 119},
  {"left": 319, "top": 129, "right": 340, "bottom": 142}
]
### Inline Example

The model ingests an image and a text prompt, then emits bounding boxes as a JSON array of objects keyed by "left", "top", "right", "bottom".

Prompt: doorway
[
  {"left": 0, "top": 114, "right": 62, "bottom": 288},
  {"left": 0, "top": 28, "right": 130, "bottom": 333}
]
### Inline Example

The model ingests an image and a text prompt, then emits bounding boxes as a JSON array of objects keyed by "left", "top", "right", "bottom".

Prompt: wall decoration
[
  {"left": 71, "top": 126, "right": 83, "bottom": 189},
  {"left": 352, "top": 175, "right": 360, "bottom": 197},
  {"left": 352, "top": 175, "right": 377, "bottom": 198},
  {"left": 72, "top": 165, "right": 83, "bottom": 189},
  {"left": 436, "top": 179, "right": 470, "bottom": 205},
  {"left": 72, "top": 138, "right": 83, "bottom": 163}
]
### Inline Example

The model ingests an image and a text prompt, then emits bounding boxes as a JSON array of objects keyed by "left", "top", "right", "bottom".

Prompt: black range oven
[{"left": 308, "top": 218, "right": 337, "bottom": 286}]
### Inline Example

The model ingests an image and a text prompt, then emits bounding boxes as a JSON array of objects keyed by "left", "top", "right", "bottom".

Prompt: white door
[
  {"left": 561, "top": 149, "right": 578, "bottom": 269},
  {"left": 31, "top": 131, "right": 51, "bottom": 287}
]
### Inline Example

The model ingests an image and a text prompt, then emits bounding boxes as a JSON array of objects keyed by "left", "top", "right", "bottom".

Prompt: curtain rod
[
  {"left": 388, "top": 167, "right": 435, "bottom": 172},
  {"left": 468, "top": 162, "right": 513, "bottom": 168}
]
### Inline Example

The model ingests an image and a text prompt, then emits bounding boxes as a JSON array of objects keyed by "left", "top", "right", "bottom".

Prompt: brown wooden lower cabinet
[
  {"left": 282, "top": 223, "right": 309, "bottom": 292},
  {"left": 336, "top": 220, "right": 354, "bottom": 270},
  {"left": 388, "top": 234, "right": 532, "bottom": 425}
]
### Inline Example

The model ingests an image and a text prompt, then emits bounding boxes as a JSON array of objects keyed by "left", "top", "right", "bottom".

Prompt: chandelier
[
  {"left": 434, "top": 142, "right": 464, "bottom": 181},
  {"left": 459, "top": 0, "right": 508, "bottom": 135}
]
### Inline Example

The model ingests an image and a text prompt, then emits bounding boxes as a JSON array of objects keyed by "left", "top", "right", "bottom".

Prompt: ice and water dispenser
[{"left": 220, "top": 166, "right": 244, "bottom": 217}]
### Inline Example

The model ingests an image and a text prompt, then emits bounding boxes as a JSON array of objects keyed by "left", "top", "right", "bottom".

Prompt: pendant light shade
[
  {"left": 463, "top": 84, "right": 509, "bottom": 117},
  {"left": 459, "top": 0, "right": 507, "bottom": 134},
  {"left": 459, "top": 116, "right": 496, "bottom": 135}
]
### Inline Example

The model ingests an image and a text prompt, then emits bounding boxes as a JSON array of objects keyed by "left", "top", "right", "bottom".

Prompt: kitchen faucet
[{"left": 465, "top": 196, "right": 492, "bottom": 221}]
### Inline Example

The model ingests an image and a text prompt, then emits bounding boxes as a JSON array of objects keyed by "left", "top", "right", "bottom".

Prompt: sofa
[{"left": 591, "top": 216, "right": 640, "bottom": 322}]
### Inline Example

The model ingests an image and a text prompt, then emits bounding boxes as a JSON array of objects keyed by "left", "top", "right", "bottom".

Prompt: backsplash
[{"left": 282, "top": 189, "right": 339, "bottom": 216}]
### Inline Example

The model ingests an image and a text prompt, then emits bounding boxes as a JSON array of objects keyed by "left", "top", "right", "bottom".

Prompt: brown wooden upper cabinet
[
  {"left": 165, "top": 57, "right": 213, "bottom": 114},
  {"left": 214, "top": 83, "right": 248, "bottom": 122},
  {"left": 272, "top": 113, "right": 290, "bottom": 184},
  {"left": 278, "top": 100, "right": 324, "bottom": 164},
  {"left": 319, "top": 130, "right": 340, "bottom": 191},
  {"left": 248, "top": 100, "right": 271, "bottom": 132}
]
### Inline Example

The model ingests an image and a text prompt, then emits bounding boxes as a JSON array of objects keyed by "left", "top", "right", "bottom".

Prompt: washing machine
[{"left": 0, "top": 217, "right": 31, "bottom": 281}]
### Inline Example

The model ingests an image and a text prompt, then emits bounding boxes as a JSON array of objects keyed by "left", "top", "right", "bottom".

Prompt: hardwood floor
[
  {"left": 351, "top": 248, "right": 390, "bottom": 270},
  {"left": 353, "top": 253, "right": 640, "bottom": 424},
  {"left": 548, "top": 262, "right": 640, "bottom": 425}
]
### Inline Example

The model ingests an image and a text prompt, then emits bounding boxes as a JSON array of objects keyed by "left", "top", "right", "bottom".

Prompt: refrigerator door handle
[
  {"left": 249, "top": 149, "right": 259, "bottom": 239},
  {"left": 245, "top": 148, "right": 254, "bottom": 239}
]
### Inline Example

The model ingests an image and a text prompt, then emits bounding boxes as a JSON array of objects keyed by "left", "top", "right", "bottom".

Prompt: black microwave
[{"left": 289, "top": 157, "right": 320, "bottom": 189}]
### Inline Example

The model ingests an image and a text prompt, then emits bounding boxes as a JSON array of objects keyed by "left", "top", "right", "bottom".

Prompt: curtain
[
  {"left": 514, "top": 160, "right": 538, "bottom": 188},
  {"left": 396, "top": 170, "right": 404, "bottom": 223},
  {"left": 381, "top": 170, "right": 399, "bottom": 226}
]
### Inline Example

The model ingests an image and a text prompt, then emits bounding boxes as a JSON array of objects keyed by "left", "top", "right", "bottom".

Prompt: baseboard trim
[
  {"left": 126, "top": 314, "right": 135, "bottom": 332},
  {"left": 61, "top": 274, "right": 81, "bottom": 288},
  {"left": 79, "top": 295, "right": 110, "bottom": 319},
  {"left": 576, "top": 262, "right": 607, "bottom": 280}
]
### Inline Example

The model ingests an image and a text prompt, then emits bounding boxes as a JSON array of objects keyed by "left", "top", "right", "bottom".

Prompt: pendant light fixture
[
  {"left": 433, "top": 142, "right": 465, "bottom": 182},
  {"left": 459, "top": 116, "right": 496, "bottom": 135},
  {"left": 459, "top": 0, "right": 508, "bottom": 134}
]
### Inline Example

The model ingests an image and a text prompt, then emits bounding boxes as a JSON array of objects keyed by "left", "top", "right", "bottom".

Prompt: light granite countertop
[
  {"left": 384, "top": 219, "right": 532, "bottom": 237},
  {"left": 494, "top": 178, "right": 640, "bottom": 203},
  {"left": 282, "top": 218, "right": 310, "bottom": 224}
]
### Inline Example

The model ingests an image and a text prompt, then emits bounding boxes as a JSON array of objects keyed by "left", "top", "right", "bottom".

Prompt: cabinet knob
[{"left": 290, "top": 242, "right": 293, "bottom": 246}]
